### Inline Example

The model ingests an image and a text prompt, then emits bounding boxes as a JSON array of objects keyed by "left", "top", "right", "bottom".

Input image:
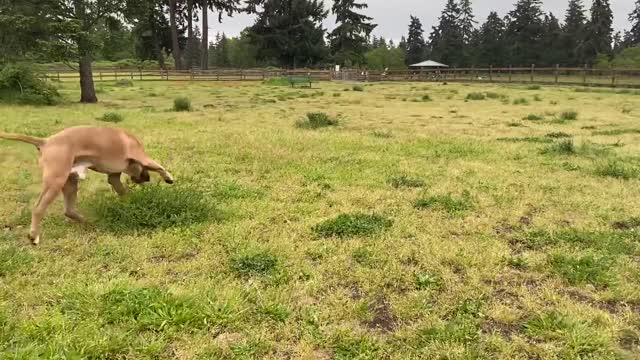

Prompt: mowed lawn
[{"left": 1, "top": 79, "right": 639, "bottom": 359}]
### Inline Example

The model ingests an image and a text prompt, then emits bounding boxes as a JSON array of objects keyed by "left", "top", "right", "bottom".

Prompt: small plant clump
[
  {"left": 414, "top": 193, "right": 474, "bottom": 214},
  {"left": 313, "top": 213, "right": 393, "bottom": 238},
  {"left": 352, "top": 85, "right": 364, "bottom": 92},
  {"left": 421, "top": 94, "right": 432, "bottom": 102},
  {"left": 559, "top": 111, "right": 578, "bottom": 121},
  {"left": 523, "top": 114, "right": 544, "bottom": 121},
  {"left": 513, "top": 98, "right": 530, "bottom": 105},
  {"left": 114, "top": 79, "right": 134, "bottom": 87},
  {"left": 545, "top": 132, "right": 572, "bottom": 138},
  {"left": 97, "top": 112, "right": 124, "bottom": 123},
  {"left": 92, "top": 184, "right": 214, "bottom": 232},
  {"left": 173, "top": 97, "right": 192, "bottom": 111},
  {"left": 230, "top": 250, "right": 279, "bottom": 277},
  {"left": 594, "top": 160, "right": 640, "bottom": 180},
  {"left": 465, "top": 92, "right": 486, "bottom": 101},
  {"left": 296, "top": 112, "right": 339, "bottom": 129},
  {"left": 389, "top": 174, "right": 426, "bottom": 189}
]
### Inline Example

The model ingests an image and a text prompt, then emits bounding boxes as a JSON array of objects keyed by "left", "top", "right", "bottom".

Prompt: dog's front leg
[{"left": 107, "top": 173, "right": 128, "bottom": 196}]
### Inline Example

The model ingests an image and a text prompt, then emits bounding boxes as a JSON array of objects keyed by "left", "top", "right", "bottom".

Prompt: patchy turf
[{"left": 0, "top": 80, "right": 639, "bottom": 358}]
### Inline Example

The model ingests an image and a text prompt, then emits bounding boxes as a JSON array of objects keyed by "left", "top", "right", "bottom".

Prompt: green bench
[{"left": 288, "top": 75, "right": 312, "bottom": 88}]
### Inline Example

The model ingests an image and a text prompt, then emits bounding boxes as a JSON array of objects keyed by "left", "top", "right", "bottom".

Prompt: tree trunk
[
  {"left": 149, "top": 11, "right": 166, "bottom": 70},
  {"left": 186, "top": 0, "right": 194, "bottom": 69},
  {"left": 79, "top": 55, "right": 97, "bottom": 103},
  {"left": 168, "top": 0, "right": 182, "bottom": 70},
  {"left": 201, "top": 0, "right": 208, "bottom": 70}
]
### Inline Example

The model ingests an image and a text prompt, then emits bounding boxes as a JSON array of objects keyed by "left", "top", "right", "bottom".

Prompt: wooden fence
[{"left": 46, "top": 66, "right": 640, "bottom": 88}]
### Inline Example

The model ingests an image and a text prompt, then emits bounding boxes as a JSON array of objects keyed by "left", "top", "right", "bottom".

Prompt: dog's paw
[{"left": 28, "top": 233, "right": 40, "bottom": 246}]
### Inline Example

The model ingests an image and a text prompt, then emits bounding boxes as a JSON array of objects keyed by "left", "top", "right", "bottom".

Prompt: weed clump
[
  {"left": 594, "top": 160, "right": 640, "bottom": 180},
  {"left": 523, "top": 114, "right": 544, "bottom": 121},
  {"left": 513, "top": 98, "right": 529, "bottom": 105},
  {"left": 97, "top": 112, "right": 124, "bottom": 123},
  {"left": 559, "top": 111, "right": 578, "bottom": 121},
  {"left": 313, "top": 213, "right": 393, "bottom": 238},
  {"left": 549, "top": 254, "right": 614, "bottom": 287},
  {"left": 92, "top": 184, "right": 214, "bottom": 232},
  {"left": 465, "top": 92, "right": 486, "bottom": 101},
  {"left": 542, "top": 139, "right": 576, "bottom": 155},
  {"left": 388, "top": 174, "right": 425, "bottom": 189},
  {"left": 173, "top": 97, "right": 192, "bottom": 111},
  {"left": 414, "top": 193, "right": 473, "bottom": 214},
  {"left": 545, "top": 132, "right": 571, "bottom": 138},
  {"left": 231, "top": 250, "right": 279, "bottom": 277},
  {"left": 296, "top": 112, "right": 339, "bottom": 129},
  {"left": 353, "top": 85, "right": 364, "bottom": 92},
  {"left": 421, "top": 94, "right": 432, "bottom": 102}
]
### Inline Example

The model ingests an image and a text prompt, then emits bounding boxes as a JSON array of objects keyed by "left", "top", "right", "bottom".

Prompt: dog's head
[{"left": 127, "top": 159, "right": 151, "bottom": 184}]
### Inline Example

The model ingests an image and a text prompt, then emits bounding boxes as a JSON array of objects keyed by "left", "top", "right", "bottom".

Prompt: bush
[
  {"left": 465, "top": 92, "right": 486, "bottom": 101},
  {"left": 97, "top": 112, "right": 124, "bottom": 123},
  {"left": 313, "top": 213, "right": 393, "bottom": 238},
  {"left": 296, "top": 112, "right": 339, "bottom": 129},
  {"left": 352, "top": 85, "right": 364, "bottom": 92},
  {"left": 559, "top": 111, "right": 578, "bottom": 121},
  {"left": 173, "top": 97, "right": 192, "bottom": 111},
  {"left": 0, "top": 64, "right": 60, "bottom": 105},
  {"left": 92, "top": 184, "right": 215, "bottom": 233}
]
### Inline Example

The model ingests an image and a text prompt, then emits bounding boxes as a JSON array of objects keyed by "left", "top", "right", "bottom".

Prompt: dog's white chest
[{"left": 71, "top": 162, "right": 92, "bottom": 180}]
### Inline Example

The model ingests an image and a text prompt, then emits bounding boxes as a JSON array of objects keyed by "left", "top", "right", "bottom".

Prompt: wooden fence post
[
  {"left": 114, "top": 71, "right": 118, "bottom": 81},
  {"left": 190, "top": 69, "right": 194, "bottom": 80},
  {"left": 530, "top": 64, "right": 535, "bottom": 82},
  {"left": 139, "top": 69, "right": 142, "bottom": 80},
  {"left": 583, "top": 64, "right": 588, "bottom": 85},
  {"left": 57, "top": 71, "right": 61, "bottom": 82},
  {"left": 489, "top": 65, "right": 493, "bottom": 82},
  {"left": 555, "top": 64, "right": 559, "bottom": 84},
  {"left": 611, "top": 68, "right": 616, "bottom": 87},
  {"left": 99, "top": 72, "right": 103, "bottom": 81},
  {"left": 508, "top": 65, "right": 512, "bottom": 82}
]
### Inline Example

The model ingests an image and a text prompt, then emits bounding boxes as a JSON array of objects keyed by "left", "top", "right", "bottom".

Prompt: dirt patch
[
  {"left": 618, "top": 329, "right": 640, "bottom": 350},
  {"left": 563, "top": 289, "right": 640, "bottom": 314},
  {"left": 494, "top": 220, "right": 517, "bottom": 236},
  {"left": 482, "top": 319, "right": 522, "bottom": 338},
  {"left": 367, "top": 297, "right": 397, "bottom": 333}
]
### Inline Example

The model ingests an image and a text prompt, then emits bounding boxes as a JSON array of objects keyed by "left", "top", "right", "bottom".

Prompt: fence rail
[{"left": 45, "top": 66, "right": 640, "bottom": 88}]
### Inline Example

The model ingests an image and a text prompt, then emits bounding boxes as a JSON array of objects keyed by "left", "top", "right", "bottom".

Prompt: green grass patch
[
  {"left": 465, "top": 92, "right": 486, "bottom": 101},
  {"left": 97, "top": 112, "right": 124, "bottom": 123},
  {"left": 388, "top": 174, "right": 426, "bottom": 189},
  {"left": 262, "top": 77, "right": 290, "bottom": 86},
  {"left": 313, "top": 213, "right": 393, "bottom": 238},
  {"left": 352, "top": 85, "right": 364, "bottom": 92},
  {"left": 91, "top": 184, "right": 215, "bottom": 233},
  {"left": 549, "top": 253, "right": 614, "bottom": 287},
  {"left": 545, "top": 132, "right": 571, "bottom": 138},
  {"left": 414, "top": 193, "right": 473, "bottom": 214},
  {"left": 0, "top": 244, "right": 33, "bottom": 277},
  {"left": 593, "top": 128, "right": 640, "bottom": 136},
  {"left": 296, "top": 112, "right": 339, "bottom": 129},
  {"left": 526, "top": 85, "right": 541, "bottom": 90},
  {"left": 114, "top": 79, "right": 134, "bottom": 87},
  {"left": 230, "top": 249, "right": 280, "bottom": 277},
  {"left": 523, "top": 114, "right": 544, "bottom": 121},
  {"left": 594, "top": 160, "right": 640, "bottom": 180},
  {"left": 513, "top": 98, "right": 529, "bottom": 105}
]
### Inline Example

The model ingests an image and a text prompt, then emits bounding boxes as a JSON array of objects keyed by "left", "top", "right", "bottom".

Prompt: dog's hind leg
[
  {"left": 29, "top": 175, "right": 66, "bottom": 245},
  {"left": 63, "top": 174, "right": 85, "bottom": 223},
  {"left": 107, "top": 173, "right": 128, "bottom": 196}
]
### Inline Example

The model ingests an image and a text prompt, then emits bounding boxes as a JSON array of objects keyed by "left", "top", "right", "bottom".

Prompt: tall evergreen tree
[
  {"left": 475, "top": 12, "right": 506, "bottom": 66},
  {"left": 584, "top": 0, "right": 613, "bottom": 63},
  {"left": 328, "top": 0, "right": 377, "bottom": 67},
  {"left": 540, "top": 13, "right": 564, "bottom": 66},
  {"left": 458, "top": 0, "right": 477, "bottom": 44},
  {"left": 429, "top": 0, "right": 464, "bottom": 66},
  {"left": 249, "top": 0, "right": 328, "bottom": 68},
  {"left": 562, "top": 0, "right": 587, "bottom": 65},
  {"left": 405, "top": 15, "right": 426, "bottom": 65},
  {"left": 504, "top": 0, "right": 544, "bottom": 66},
  {"left": 629, "top": 0, "right": 640, "bottom": 46}
]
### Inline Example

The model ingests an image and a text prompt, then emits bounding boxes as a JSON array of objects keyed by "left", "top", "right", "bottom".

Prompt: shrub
[
  {"left": 97, "top": 112, "right": 124, "bottom": 123},
  {"left": 0, "top": 64, "right": 60, "bottom": 105},
  {"left": 421, "top": 94, "right": 432, "bottom": 102},
  {"left": 173, "top": 97, "right": 192, "bottom": 111},
  {"left": 92, "top": 184, "right": 215, "bottom": 232},
  {"left": 465, "top": 92, "right": 486, "bottom": 101},
  {"left": 352, "top": 85, "right": 364, "bottom": 92},
  {"left": 313, "top": 213, "right": 393, "bottom": 238},
  {"left": 296, "top": 112, "right": 339, "bottom": 129},
  {"left": 414, "top": 193, "right": 473, "bottom": 214}
]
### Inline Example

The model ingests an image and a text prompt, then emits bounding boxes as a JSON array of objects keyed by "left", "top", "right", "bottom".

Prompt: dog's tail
[{"left": 0, "top": 133, "right": 46, "bottom": 148}]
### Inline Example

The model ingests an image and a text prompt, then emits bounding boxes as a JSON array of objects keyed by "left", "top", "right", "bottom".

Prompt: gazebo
[{"left": 409, "top": 60, "right": 449, "bottom": 69}]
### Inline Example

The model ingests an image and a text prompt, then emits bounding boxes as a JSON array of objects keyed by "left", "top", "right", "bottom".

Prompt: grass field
[{"left": 1, "top": 80, "right": 640, "bottom": 359}]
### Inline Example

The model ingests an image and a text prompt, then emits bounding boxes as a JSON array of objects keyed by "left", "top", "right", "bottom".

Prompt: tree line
[{"left": 1, "top": 0, "right": 640, "bottom": 103}]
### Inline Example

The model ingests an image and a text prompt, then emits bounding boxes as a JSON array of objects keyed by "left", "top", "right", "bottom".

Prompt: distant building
[{"left": 409, "top": 60, "right": 449, "bottom": 69}]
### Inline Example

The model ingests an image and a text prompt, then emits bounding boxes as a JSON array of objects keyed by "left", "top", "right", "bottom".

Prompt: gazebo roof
[{"left": 409, "top": 60, "right": 449, "bottom": 68}]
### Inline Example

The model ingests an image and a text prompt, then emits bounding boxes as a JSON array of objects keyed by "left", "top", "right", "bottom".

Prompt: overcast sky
[{"left": 204, "top": 0, "right": 636, "bottom": 41}]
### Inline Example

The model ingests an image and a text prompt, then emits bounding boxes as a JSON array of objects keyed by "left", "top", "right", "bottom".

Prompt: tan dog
[{"left": 0, "top": 127, "right": 174, "bottom": 245}]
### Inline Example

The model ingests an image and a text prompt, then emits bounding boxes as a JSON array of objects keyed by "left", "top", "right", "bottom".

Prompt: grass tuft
[
  {"left": 513, "top": 98, "right": 529, "bottom": 105},
  {"left": 388, "top": 174, "right": 426, "bottom": 189},
  {"left": 313, "top": 213, "right": 393, "bottom": 238},
  {"left": 173, "top": 97, "right": 192, "bottom": 111},
  {"left": 523, "top": 114, "right": 544, "bottom": 121},
  {"left": 414, "top": 193, "right": 473, "bottom": 214},
  {"left": 466, "top": 92, "right": 486, "bottom": 101},
  {"left": 230, "top": 250, "right": 279, "bottom": 277},
  {"left": 594, "top": 160, "right": 640, "bottom": 180},
  {"left": 545, "top": 131, "right": 571, "bottom": 138},
  {"left": 97, "top": 112, "right": 124, "bottom": 123},
  {"left": 549, "top": 253, "right": 614, "bottom": 287},
  {"left": 296, "top": 112, "right": 339, "bottom": 129},
  {"left": 352, "top": 85, "right": 364, "bottom": 92},
  {"left": 92, "top": 184, "right": 215, "bottom": 233}
]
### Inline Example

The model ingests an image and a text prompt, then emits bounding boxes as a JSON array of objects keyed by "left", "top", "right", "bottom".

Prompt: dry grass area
[{"left": 1, "top": 79, "right": 640, "bottom": 359}]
